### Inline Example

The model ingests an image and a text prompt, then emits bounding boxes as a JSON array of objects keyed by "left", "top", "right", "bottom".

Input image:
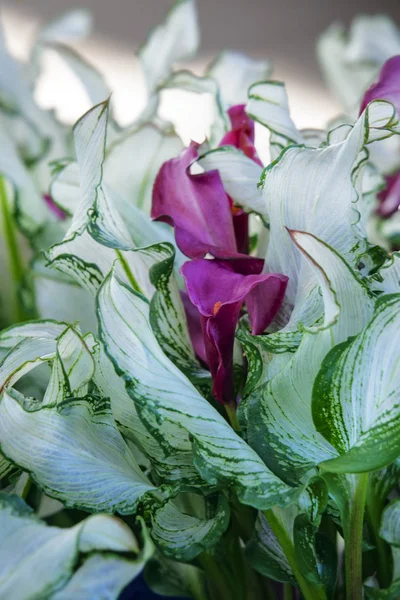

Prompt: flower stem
[
  {"left": 283, "top": 582, "right": 292, "bottom": 600},
  {"left": 225, "top": 402, "right": 240, "bottom": 432},
  {"left": 366, "top": 482, "right": 391, "bottom": 588},
  {"left": 263, "top": 509, "right": 327, "bottom": 600},
  {"left": 344, "top": 472, "right": 369, "bottom": 600},
  {"left": 0, "top": 177, "right": 28, "bottom": 323}
]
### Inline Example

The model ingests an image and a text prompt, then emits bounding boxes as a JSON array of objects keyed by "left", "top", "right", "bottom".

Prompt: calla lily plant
[{"left": 1, "top": 3, "right": 400, "bottom": 600}]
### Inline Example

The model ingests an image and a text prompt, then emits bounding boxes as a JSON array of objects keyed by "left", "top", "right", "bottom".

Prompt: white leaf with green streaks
[
  {"left": 198, "top": 146, "right": 264, "bottom": 215},
  {"left": 88, "top": 335, "right": 201, "bottom": 484},
  {"left": 260, "top": 100, "right": 398, "bottom": 330},
  {"left": 0, "top": 389, "right": 155, "bottom": 513},
  {"left": 242, "top": 232, "right": 374, "bottom": 483},
  {"left": 0, "top": 493, "right": 148, "bottom": 600},
  {"left": 314, "top": 293, "right": 400, "bottom": 473},
  {"left": 151, "top": 493, "right": 230, "bottom": 561},
  {"left": 97, "top": 270, "right": 299, "bottom": 510}
]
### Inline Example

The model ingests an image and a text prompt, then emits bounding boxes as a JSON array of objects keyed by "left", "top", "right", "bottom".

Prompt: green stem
[
  {"left": 184, "top": 567, "right": 208, "bottom": 600},
  {"left": 264, "top": 509, "right": 327, "bottom": 600},
  {"left": 283, "top": 582, "right": 292, "bottom": 600},
  {"left": 0, "top": 177, "right": 27, "bottom": 323},
  {"left": 366, "top": 479, "right": 391, "bottom": 589},
  {"left": 344, "top": 473, "right": 369, "bottom": 600},
  {"left": 198, "top": 553, "right": 233, "bottom": 600},
  {"left": 225, "top": 402, "right": 240, "bottom": 432},
  {"left": 115, "top": 249, "right": 143, "bottom": 295}
]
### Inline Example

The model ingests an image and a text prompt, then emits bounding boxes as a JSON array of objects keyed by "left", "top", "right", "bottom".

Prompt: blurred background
[{"left": 2, "top": 0, "right": 400, "bottom": 138}]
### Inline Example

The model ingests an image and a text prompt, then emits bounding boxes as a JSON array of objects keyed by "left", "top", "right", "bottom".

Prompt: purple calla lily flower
[
  {"left": 152, "top": 142, "right": 237, "bottom": 258},
  {"left": 220, "top": 104, "right": 262, "bottom": 166},
  {"left": 180, "top": 290, "right": 208, "bottom": 365},
  {"left": 181, "top": 258, "right": 288, "bottom": 404},
  {"left": 361, "top": 56, "right": 400, "bottom": 217},
  {"left": 360, "top": 55, "right": 400, "bottom": 115}
]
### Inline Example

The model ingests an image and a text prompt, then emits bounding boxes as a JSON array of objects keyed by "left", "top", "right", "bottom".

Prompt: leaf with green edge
[
  {"left": 0, "top": 389, "right": 156, "bottom": 514},
  {"left": 198, "top": 146, "right": 265, "bottom": 216},
  {"left": 88, "top": 334, "right": 203, "bottom": 485},
  {"left": 97, "top": 269, "right": 300, "bottom": 510},
  {"left": 161, "top": 69, "right": 229, "bottom": 144},
  {"left": 145, "top": 555, "right": 205, "bottom": 599},
  {"left": 67, "top": 99, "right": 109, "bottom": 237},
  {"left": 104, "top": 123, "right": 183, "bottom": 215},
  {"left": 242, "top": 231, "right": 374, "bottom": 484},
  {"left": 31, "top": 259, "right": 98, "bottom": 332},
  {"left": 44, "top": 43, "right": 110, "bottom": 107},
  {"left": 151, "top": 493, "right": 230, "bottom": 561},
  {"left": 148, "top": 242, "right": 210, "bottom": 389},
  {"left": 236, "top": 326, "right": 299, "bottom": 398},
  {"left": 207, "top": 50, "right": 271, "bottom": 108},
  {"left": 0, "top": 320, "right": 68, "bottom": 348},
  {"left": 314, "top": 293, "right": 400, "bottom": 473},
  {"left": 374, "top": 252, "right": 400, "bottom": 293},
  {"left": 138, "top": 0, "right": 199, "bottom": 95},
  {"left": 47, "top": 102, "right": 185, "bottom": 301},
  {"left": 246, "top": 80, "right": 304, "bottom": 159},
  {"left": 258, "top": 100, "right": 398, "bottom": 331},
  {"left": 245, "top": 511, "right": 294, "bottom": 583},
  {"left": 0, "top": 492, "right": 150, "bottom": 600},
  {"left": 246, "top": 477, "right": 328, "bottom": 586}
]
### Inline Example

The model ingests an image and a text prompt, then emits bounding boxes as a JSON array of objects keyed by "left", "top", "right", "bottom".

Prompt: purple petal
[
  {"left": 181, "top": 258, "right": 288, "bottom": 404},
  {"left": 378, "top": 172, "right": 400, "bottom": 217},
  {"left": 180, "top": 290, "right": 208, "bottom": 365},
  {"left": 360, "top": 55, "right": 400, "bottom": 114},
  {"left": 43, "top": 193, "right": 67, "bottom": 221},
  {"left": 220, "top": 104, "right": 262, "bottom": 165},
  {"left": 151, "top": 142, "right": 237, "bottom": 258}
]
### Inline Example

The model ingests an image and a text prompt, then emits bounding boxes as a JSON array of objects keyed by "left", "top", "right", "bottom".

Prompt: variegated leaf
[
  {"left": 314, "top": 293, "right": 400, "bottom": 473},
  {"left": 241, "top": 232, "right": 374, "bottom": 483},
  {"left": 97, "top": 269, "right": 299, "bottom": 510}
]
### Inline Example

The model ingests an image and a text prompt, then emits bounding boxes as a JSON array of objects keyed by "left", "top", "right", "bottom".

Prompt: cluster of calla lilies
[{"left": 1, "top": 2, "right": 400, "bottom": 599}]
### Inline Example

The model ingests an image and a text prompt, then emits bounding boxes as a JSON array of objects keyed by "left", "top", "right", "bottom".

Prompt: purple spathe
[{"left": 181, "top": 258, "right": 288, "bottom": 404}]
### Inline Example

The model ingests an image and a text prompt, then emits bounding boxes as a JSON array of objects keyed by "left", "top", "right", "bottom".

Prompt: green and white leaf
[
  {"left": 151, "top": 493, "right": 230, "bottom": 561},
  {"left": 246, "top": 81, "right": 304, "bottom": 158},
  {"left": 261, "top": 100, "right": 398, "bottom": 330},
  {"left": 198, "top": 146, "right": 265, "bottom": 215},
  {"left": 89, "top": 335, "right": 202, "bottom": 484},
  {"left": 97, "top": 270, "right": 300, "bottom": 510},
  {"left": 314, "top": 293, "right": 400, "bottom": 473},
  {"left": 241, "top": 232, "right": 374, "bottom": 483},
  {"left": 104, "top": 123, "right": 182, "bottom": 214},
  {"left": 0, "top": 493, "right": 149, "bottom": 600},
  {"left": 0, "top": 389, "right": 156, "bottom": 513}
]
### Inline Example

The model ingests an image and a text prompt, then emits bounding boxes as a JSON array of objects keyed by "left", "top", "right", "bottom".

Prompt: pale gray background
[
  {"left": 6, "top": 0, "right": 400, "bottom": 77},
  {"left": 3, "top": 0, "right": 400, "bottom": 132}
]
